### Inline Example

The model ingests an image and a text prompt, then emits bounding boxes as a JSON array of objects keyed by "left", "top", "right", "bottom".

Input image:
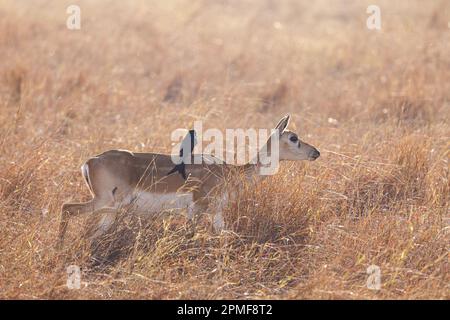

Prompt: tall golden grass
[{"left": 0, "top": 0, "right": 448, "bottom": 299}]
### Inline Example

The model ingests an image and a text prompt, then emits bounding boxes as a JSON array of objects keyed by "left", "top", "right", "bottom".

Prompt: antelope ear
[{"left": 275, "top": 114, "right": 290, "bottom": 135}]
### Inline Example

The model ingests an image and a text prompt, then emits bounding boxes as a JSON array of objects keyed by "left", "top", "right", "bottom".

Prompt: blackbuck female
[{"left": 57, "top": 115, "right": 320, "bottom": 247}]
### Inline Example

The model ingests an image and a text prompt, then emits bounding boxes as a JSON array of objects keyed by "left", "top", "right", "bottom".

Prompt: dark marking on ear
[
  {"left": 112, "top": 187, "right": 118, "bottom": 196},
  {"left": 275, "top": 114, "right": 290, "bottom": 135}
]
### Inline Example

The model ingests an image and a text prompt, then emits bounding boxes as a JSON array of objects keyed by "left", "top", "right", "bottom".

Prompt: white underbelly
[{"left": 119, "top": 191, "right": 193, "bottom": 213}]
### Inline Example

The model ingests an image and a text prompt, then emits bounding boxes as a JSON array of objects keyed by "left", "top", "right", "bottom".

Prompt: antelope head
[{"left": 275, "top": 114, "right": 320, "bottom": 161}]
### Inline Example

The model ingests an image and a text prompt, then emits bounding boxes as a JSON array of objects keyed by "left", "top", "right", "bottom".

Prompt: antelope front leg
[
  {"left": 186, "top": 191, "right": 207, "bottom": 224},
  {"left": 212, "top": 192, "right": 228, "bottom": 232},
  {"left": 213, "top": 211, "right": 225, "bottom": 231},
  {"left": 186, "top": 196, "right": 208, "bottom": 236}
]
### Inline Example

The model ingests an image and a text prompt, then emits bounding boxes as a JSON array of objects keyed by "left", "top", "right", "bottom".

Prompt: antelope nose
[{"left": 310, "top": 149, "right": 320, "bottom": 160}]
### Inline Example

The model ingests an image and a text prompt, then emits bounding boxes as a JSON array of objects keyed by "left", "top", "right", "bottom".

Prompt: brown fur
[{"left": 57, "top": 115, "right": 320, "bottom": 247}]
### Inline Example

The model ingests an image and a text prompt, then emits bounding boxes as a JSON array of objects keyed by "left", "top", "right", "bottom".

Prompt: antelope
[{"left": 57, "top": 115, "right": 320, "bottom": 248}]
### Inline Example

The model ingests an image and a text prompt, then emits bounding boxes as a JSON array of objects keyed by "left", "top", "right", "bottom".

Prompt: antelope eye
[{"left": 289, "top": 136, "right": 298, "bottom": 142}]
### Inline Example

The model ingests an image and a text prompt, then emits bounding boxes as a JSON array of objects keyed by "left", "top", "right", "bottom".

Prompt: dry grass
[{"left": 0, "top": 0, "right": 449, "bottom": 299}]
